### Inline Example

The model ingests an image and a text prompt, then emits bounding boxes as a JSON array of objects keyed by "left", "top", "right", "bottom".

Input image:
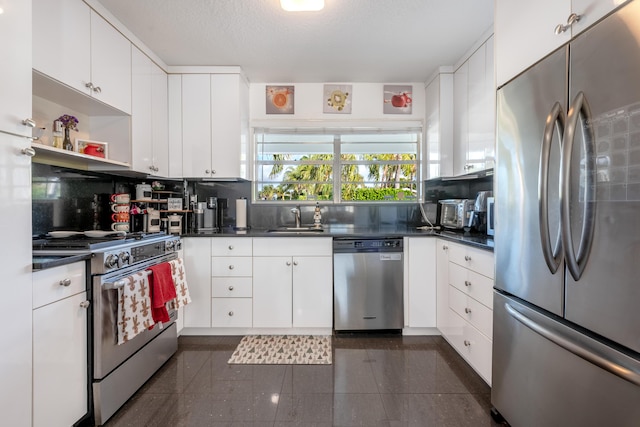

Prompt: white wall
[{"left": 250, "top": 82, "right": 425, "bottom": 124}]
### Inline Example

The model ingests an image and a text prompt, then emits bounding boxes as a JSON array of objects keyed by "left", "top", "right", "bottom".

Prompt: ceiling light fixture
[{"left": 280, "top": 0, "right": 324, "bottom": 12}]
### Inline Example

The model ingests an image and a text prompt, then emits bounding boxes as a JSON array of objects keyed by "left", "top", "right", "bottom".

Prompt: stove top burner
[{"left": 33, "top": 231, "right": 169, "bottom": 251}]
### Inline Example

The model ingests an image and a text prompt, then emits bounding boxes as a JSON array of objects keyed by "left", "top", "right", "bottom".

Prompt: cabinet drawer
[
  {"left": 449, "top": 262, "right": 494, "bottom": 309},
  {"left": 212, "top": 277, "right": 252, "bottom": 298},
  {"left": 447, "top": 309, "right": 493, "bottom": 385},
  {"left": 212, "top": 298, "right": 252, "bottom": 327},
  {"left": 212, "top": 256, "right": 252, "bottom": 277},
  {"left": 448, "top": 285, "right": 492, "bottom": 339},
  {"left": 212, "top": 238, "right": 252, "bottom": 256},
  {"left": 33, "top": 262, "right": 86, "bottom": 309},
  {"left": 448, "top": 243, "right": 494, "bottom": 279},
  {"left": 253, "top": 237, "right": 332, "bottom": 257}
]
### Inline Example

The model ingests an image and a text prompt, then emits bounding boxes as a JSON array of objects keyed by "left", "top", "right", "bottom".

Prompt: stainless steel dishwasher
[{"left": 333, "top": 237, "right": 404, "bottom": 331}]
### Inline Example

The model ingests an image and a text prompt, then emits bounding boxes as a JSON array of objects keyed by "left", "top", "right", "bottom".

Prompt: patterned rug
[{"left": 228, "top": 335, "right": 332, "bottom": 365}]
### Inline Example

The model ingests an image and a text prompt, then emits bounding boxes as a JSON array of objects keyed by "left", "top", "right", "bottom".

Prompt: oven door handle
[{"left": 104, "top": 270, "right": 152, "bottom": 290}]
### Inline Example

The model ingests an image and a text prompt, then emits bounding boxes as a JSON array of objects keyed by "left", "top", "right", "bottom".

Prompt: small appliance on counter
[
  {"left": 467, "top": 190, "right": 493, "bottom": 233},
  {"left": 438, "top": 199, "right": 474, "bottom": 230},
  {"left": 194, "top": 197, "right": 218, "bottom": 232}
]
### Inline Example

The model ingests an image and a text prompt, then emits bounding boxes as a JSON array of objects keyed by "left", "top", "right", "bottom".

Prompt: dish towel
[
  {"left": 148, "top": 262, "right": 177, "bottom": 325},
  {"left": 117, "top": 271, "right": 155, "bottom": 345},
  {"left": 169, "top": 258, "right": 191, "bottom": 309}
]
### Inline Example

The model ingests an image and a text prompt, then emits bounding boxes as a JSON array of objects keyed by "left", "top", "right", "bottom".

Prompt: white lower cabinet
[
  {"left": 253, "top": 238, "right": 333, "bottom": 330},
  {"left": 182, "top": 237, "right": 212, "bottom": 327},
  {"left": 405, "top": 237, "right": 437, "bottom": 329},
  {"left": 436, "top": 239, "right": 494, "bottom": 385},
  {"left": 32, "top": 261, "right": 89, "bottom": 427}
]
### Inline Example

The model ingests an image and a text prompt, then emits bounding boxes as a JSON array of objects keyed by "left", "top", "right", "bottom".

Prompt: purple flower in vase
[{"left": 57, "top": 114, "right": 79, "bottom": 131}]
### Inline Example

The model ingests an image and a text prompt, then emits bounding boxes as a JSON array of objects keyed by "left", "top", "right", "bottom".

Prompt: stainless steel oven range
[{"left": 33, "top": 232, "right": 182, "bottom": 426}]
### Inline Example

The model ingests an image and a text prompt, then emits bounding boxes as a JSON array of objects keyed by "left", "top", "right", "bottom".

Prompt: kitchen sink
[{"left": 266, "top": 227, "right": 324, "bottom": 234}]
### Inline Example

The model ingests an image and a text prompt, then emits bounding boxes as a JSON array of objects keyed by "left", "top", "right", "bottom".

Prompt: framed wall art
[
  {"left": 266, "top": 85, "right": 295, "bottom": 114},
  {"left": 323, "top": 84, "right": 352, "bottom": 114},
  {"left": 383, "top": 85, "right": 413, "bottom": 114}
]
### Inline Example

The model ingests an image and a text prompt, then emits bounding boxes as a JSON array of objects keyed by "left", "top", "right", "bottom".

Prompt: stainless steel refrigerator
[{"left": 493, "top": 1, "right": 640, "bottom": 425}]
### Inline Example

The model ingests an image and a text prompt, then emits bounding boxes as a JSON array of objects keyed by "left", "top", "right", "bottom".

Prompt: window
[{"left": 254, "top": 127, "right": 421, "bottom": 203}]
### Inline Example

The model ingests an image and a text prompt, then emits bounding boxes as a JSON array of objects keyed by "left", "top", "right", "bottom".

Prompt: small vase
[{"left": 63, "top": 128, "right": 73, "bottom": 151}]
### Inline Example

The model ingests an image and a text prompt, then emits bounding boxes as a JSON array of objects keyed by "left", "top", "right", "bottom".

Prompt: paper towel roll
[{"left": 235, "top": 198, "right": 247, "bottom": 229}]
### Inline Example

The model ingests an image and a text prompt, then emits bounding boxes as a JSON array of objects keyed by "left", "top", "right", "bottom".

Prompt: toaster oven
[{"left": 439, "top": 199, "right": 475, "bottom": 229}]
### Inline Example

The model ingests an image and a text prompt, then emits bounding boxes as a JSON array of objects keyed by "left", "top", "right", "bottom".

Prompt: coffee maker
[
  {"left": 467, "top": 191, "right": 492, "bottom": 233},
  {"left": 195, "top": 197, "right": 219, "bottom": 233}
]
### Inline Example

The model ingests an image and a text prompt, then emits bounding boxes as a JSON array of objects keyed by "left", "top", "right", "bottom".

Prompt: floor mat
[{"left": 227, "top": 335, "right": 332, "bottom": 365}]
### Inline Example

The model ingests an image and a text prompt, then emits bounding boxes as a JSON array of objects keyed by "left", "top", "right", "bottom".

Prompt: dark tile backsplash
[{"left": 32, "top": 164, "right": 493, "bottom": 235}]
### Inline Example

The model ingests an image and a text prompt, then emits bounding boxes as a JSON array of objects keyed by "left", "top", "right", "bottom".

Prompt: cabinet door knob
[
  {"left": 464, "top": 255, "right": 471, "bottom": 261},
  {"left": 228, "top": 311, "right": 234, "bottom": 316},
  {"left": 228, "top": 265, "right": 234, "bottom": 270},
  {"left": 211, "top": 170, "right": 216, "bottom": 174},
  {"left": 293, "top": 260, "right": 298, "bottom": 266},
  {"left": 464, "top": 307, "right": 472, "bottom": 314},
  {"left": 22, "top": 147, "right": 36, "bottom": 157},
  {"left": 442, "top": 245, "right": 448, "bottom": 250},
  {"left": 228, "top": 245, "right": 234, "bottom": 250},
  {"left": 59, "top": 278, "right": 72, "bottom": 287},
  {"left": 228, "top": 285, "right": 234, "bottom": 291},
  {"left": 80, "top": 300, "right": 90, "bottom": 309},
  {"left": 555, "top": 12, "right": 582, "bottom": 35},
  {"left": 22, "top": 118, "right": 36, "bottom": 128},
  {"left": 464, "top": 280, "right": 471, "bottom": 287},
  {"left": 464, "top": 340, "right": 471, "bottom": 347},
  {"left": 85, "top": 82, "right": 95, "bottom": 90},
  {"left": 286, "top": 261, "right": 292, "bottom": 266},
  {"left": 205, "top": 169, "right": 211, "bottom": 174}
]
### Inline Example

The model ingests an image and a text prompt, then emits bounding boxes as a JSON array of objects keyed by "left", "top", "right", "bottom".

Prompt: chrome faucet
[{"left": 291, "top": 205, "right": 301, "bottom": 228}]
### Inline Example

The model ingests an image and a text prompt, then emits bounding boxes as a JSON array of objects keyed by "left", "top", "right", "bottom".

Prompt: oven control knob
[
  {"left": 105, "top": 254, "right": 119, "bottom": 269},
  {"left": 166, "top": 241, "right": 175, "bottom": 251},
  {"left": 119, "top": 252, "right": 131, "bottom": 266}
]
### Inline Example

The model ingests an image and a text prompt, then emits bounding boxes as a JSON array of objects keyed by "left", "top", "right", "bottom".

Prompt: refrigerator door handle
[
  {"left": 539, "top": 101, "right": 565, "bottom": 274},
  {"left": 560, "top": 91, "right": 597, "bottom": 281},
  {"left": 504, "top": 301, "right": 640, "bottom": 387}
]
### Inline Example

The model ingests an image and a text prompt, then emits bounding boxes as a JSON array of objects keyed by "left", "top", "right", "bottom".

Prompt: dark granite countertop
[
  {"left": 32, "top": 253, "right": 91, "bottom": 271},
  {"left": 183, "top": 226, "right": 494, "bottom": 251}
]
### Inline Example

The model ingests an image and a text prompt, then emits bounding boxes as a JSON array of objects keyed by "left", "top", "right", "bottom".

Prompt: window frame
[{"left": 253, "top": 124, "right": 423, "bottom": 204}]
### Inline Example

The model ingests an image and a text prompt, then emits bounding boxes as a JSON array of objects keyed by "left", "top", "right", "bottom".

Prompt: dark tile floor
[{"left": 105, "top": 334, "right": 504, "bottom": 427}]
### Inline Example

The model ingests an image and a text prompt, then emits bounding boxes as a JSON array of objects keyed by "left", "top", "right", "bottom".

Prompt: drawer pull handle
[
  {"left": 465, "top": 307, "right": 472, "bottom": 314},
  {"left": 228, "top": 265, "right": 234, "bottom": 270},
  {"left": 464, "top": 280, "right": 471, "bottom": 287},
  {"left": 59, "top": 278, "right": 72, "bottom": 287},
  {"left": 79, "top": 301, "right": 90, "bottom": 309},
  {"left": 464, "top": 340, "right": 471, "bottom": 347},
  {"left": 228, "top": 311, "right": 234, "bottom": 316},
  {"left": 228, "top": 245, "right": 234, "bottom": 250},
  {"left": 464, "top": 255, "right": 471, "bottom": 261},
  {"left": 228, "top": 285, "right": 234, "bottom": 291}
]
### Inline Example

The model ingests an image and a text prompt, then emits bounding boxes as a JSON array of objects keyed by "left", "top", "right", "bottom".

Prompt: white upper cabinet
[
  {"left": 131, "top": 47, "right": 168, "bottom": 176},
  {"left": 33, "top": 1, "right": 131, "bottom": 114},
  {"left": 90, "top": 10, "right": 132, "bottom": 114},
  {"left": 181, "top": 73, "right": 249, "bottom": 179},
  {"left": 424, "top": 72, "right": 454, "bottom": 179},
  {"left": 495, "top": 0, "right": 625, "bottom": 87},
  {"left": 33, "top": 0, "right": 91, "bottom": 99},
  {"left": 181, "top": 74, "right": 212, "bottom": 178},
  {"left": 452, "top": 35, "right": 495, "bottom": 176},
  {"left": 453, "top": 61, "right": 469, "bottom": 176}
]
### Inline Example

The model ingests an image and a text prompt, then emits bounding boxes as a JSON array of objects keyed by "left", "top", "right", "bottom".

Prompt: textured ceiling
[{"left": 95, "top": 0, "right": 494, "bottom": 83}]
